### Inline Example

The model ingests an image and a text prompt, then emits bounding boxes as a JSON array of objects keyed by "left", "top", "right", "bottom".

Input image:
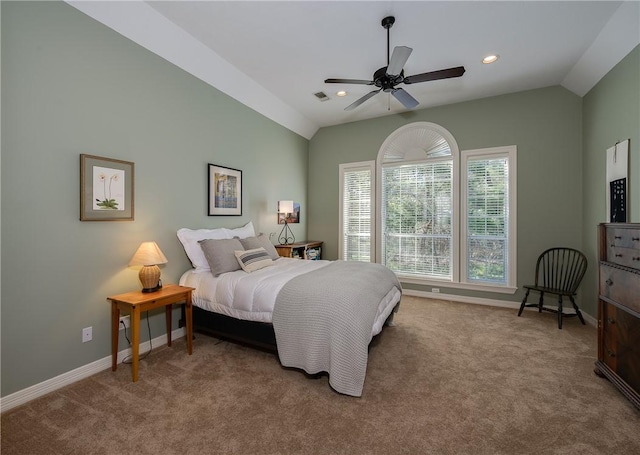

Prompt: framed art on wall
[
  {"left": 606, "top": 139, "right": 629, "bottom": 223},
  {"left": 80, "top": 154, "right": 134, "bottom": 221},
  {"left": 208, "top": 163, "right": 242, "bottom": 216}
]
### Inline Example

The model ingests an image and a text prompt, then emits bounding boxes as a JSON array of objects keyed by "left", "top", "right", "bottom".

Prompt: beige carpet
[{"left": 2, "top": 296, "right": 638, "bottom": 455}]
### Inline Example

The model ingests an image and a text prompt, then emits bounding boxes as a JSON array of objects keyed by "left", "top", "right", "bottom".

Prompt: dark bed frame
[
  {"left": 180, "top": 302, "right": 400, "bottom": 354},
  {"left": 180, "top": 305, "right": 278, "bottom": 352}
]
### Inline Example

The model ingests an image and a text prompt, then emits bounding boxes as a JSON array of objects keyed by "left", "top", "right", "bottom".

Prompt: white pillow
[
  {"left": 177, "top": 227, "right": 231, "bottom": 271},
  {"left": 234, "top": 247, "right": 273, "bottom": 273},
  {"left": 229, "top": 221, "right": 255, "bottom": 239},
  {"left": 177, "top": 222, "right": 256, "bottom": 271}
]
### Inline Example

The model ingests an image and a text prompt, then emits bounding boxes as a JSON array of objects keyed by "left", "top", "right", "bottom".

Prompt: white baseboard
[
  {"left": 402, "top": 289, "right": 597, "bottom": 326},
  {"left": 0, "top": 327, "right": 185, "bottom": 413}
]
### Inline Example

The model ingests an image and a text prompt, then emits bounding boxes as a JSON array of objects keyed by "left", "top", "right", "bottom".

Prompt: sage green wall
[
  {"left": 581, "top": 45, "right": 639, "bottom": 317},
  {"left": 308, "top": 86, "right": 584, "bottom": 305},
  {"left": 1, "top": 2, "right": 308, "bottom": 396}
]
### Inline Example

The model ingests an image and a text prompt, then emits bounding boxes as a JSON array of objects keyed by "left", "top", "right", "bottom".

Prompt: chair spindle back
[{"left": 535, "top": 248, "right": 588, "bottom": 294}]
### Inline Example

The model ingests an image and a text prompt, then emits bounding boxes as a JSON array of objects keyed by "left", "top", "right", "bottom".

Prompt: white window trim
[
  {"left": 376, "top": 122, "right": 460, "bottom": 282},
  {"left": 339, "top": 161, "right": 376, "bottom": 262},
  {"left": 460, "top": 145, "right": 517, "bottom": 291},
  {"left": 372, "top": 122, "right": 517, "bottom": 294}
]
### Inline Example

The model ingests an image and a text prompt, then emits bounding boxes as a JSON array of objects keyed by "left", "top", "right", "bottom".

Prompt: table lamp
[
  {"left": 129, "top": 241, "right": 168, "bottom": 293},
  {"left": 278, "top": 200, "right": 296, "bottom": 245}
]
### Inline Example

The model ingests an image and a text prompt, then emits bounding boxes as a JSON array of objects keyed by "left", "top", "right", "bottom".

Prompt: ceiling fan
[{"left": 325, "top": 16, "right": 466, "bottom": 111}]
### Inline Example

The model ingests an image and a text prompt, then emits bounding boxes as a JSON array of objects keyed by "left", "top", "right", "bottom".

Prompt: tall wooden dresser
[{"left": 595, "top": 223, "right": 640, "bottom": 409}]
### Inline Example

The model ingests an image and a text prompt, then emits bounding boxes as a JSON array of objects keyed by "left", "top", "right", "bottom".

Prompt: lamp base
[
  {"left": 141, "top": 283, "right": 163, "bottom": 293},
  {"left": 139, "top": 265, "right": 162, "bottom": 293},
  {"left": 278, "top": 221, "right": 296, "bottom": 245}
]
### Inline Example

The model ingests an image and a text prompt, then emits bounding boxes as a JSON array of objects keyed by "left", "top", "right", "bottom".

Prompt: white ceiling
[{"left": 68, "top": 1, "right": 640, "bottom": 139}]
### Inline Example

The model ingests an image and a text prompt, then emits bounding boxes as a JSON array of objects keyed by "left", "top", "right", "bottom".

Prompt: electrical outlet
[
  {"left": 432, "top": 288, "right": 440, "bottom": 293},
  {"left": 119, "top": 315, "right": 130, "bottom": 330},
  {"left": 82, "top": 327, "right": 92, "bottom": 343}
]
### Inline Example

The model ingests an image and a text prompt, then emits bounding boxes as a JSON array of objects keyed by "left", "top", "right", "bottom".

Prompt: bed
[{"left": 177, "top": 223, "right": 402, "bottom": 396}]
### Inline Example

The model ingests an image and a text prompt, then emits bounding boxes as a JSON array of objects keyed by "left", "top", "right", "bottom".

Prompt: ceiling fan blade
[
  {"left": 403, "top": 66, "right": 466, "bottom": 84},
  {"left": 387, "top": 46, "right": 412, "bottom": 76},
  {"left": 325, "top": 78, "right": 374, "bottom": 85},
  {"left": 345, "top": 89, "right": 382, "bottom": 111},
  {"left": 391, "top": 88, "right": 419, "bottom": 109}
]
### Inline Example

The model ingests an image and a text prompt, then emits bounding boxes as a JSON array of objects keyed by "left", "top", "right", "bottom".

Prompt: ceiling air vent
[{"left": 313, "top": 91, "right": 330, "bottom": 102}]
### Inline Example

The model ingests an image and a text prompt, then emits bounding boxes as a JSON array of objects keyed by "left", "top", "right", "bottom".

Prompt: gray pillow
[
  {"left": 239, "top": 234, "right": 280, "bottom": 260},
  {"left": 199, "top": 238, "right": 244, "bottom": 276}
]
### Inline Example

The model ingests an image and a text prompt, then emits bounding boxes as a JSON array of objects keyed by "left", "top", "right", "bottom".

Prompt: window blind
[
  {"left": 382, "top": 161, "right": 453, "bottom": 278},
  {"left": 342, "top": 168, "right": 372, "bottom": 262},
  {"left": 466, "top": 157, "right": 509, "bottom": 284}
]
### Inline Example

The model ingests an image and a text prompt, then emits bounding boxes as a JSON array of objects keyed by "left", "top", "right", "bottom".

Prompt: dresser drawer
[
  {"left": 601, "top": 302, "right": 619, "bottom": 368},
  {"left": 611, "top": 307, "right": 640, "bottom": 393},
  {"left": 606, "top": 245, "right": 640, "bottom": 268},
  {"left": 606, "top": 226, "right": 640, "bottom": 250},
  {"left": 602, "top": 303, "right": 617, "bottom": 341},
  {"left": 599, "top": 263, "right": 640, "bottom": 313},
  {"left": 602, "top": 337, "right": 618, "bottom": 370}
]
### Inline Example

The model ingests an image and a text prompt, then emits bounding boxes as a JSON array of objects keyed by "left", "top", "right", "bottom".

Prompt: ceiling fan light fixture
[
  {"left": 482, "top": 54, "right": 499, "bottom": 64},
  {"left": 324, "top": 16, "right": 465, "bottom": 111}
]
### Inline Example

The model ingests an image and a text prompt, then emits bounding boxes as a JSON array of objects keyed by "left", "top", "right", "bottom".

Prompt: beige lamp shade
[
  {"left": 278, "top": 200, "right": 294, "bottom": 214},
  {"left": 129, "top": 241, "right": 168, "bottom": 266},
  {"left": 129, "top": 242, "right": 168, "bottom": 292}
]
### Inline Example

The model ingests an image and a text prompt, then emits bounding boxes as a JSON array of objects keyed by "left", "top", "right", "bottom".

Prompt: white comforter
[
  {"left": 180, "top": 258, "right": 329, "bottom": 322},
  {"left": 179, "top": 258, "right": 401, "bottom": 337}
]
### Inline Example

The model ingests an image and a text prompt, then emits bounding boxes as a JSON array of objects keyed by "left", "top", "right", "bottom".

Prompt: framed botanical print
[
  {"left": 80, "top": 154, "right": 134, "bottom": 221},
  {"left": 208, "top": 163, "right": 242, "bottom": 216}
]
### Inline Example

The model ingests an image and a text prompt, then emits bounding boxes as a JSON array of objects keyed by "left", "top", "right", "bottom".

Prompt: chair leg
[
  {"left": 558, "top": 295, "right": 563, "bottom": 329},
  {"left": 518, "top": 290, "right": 530, "bottom": 316},
  {"left": 570, "top": 296, "right": 586, "bottom": 325},
  {"left": 538, "top": 292, "right": 544, "bottom": 313}
]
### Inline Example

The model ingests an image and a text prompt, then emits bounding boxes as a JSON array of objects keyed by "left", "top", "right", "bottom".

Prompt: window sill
[{"left": 397, "top": 275, "right": 518, "bottom": 295}]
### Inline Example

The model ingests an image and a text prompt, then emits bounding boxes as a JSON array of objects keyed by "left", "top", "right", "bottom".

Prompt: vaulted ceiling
[{"left": 68, "top": 1, "right": 640, "bottom": 139}]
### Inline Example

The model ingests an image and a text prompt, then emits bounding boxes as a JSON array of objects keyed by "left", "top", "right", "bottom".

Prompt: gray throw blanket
[{"left": 272, "top": 261, "right": 401, "bottom": 397}]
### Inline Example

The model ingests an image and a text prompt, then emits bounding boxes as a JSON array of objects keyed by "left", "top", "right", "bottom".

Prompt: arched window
[
  {"left": 377, "top": 122, "right": 460, "bottom": 281},
  {"left": 340, "top": 122, "right": 517, "bottom": 293}
]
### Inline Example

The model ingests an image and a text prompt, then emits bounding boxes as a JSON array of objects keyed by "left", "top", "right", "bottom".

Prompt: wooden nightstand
[
  {"left": 275, "top": 241, "right": 323, "bottom": 260},
  {"left": 107, "top": 284, "right": 194, "bottom": 382}
]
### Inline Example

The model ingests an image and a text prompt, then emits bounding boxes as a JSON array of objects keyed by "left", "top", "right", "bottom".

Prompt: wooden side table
[
  {"left": 275, "top": 241, "right": 323, "bottom": 260},
  {"left": 107, "top": 284, "right": 194, "bottom": 382}
]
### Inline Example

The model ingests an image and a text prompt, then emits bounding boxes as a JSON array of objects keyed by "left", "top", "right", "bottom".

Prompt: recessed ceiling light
[
  {"left": 336, "top": 90, "right": 347, "bottom": 97},
  {"left": 482, "top": 54, "right": 499, "bottom": 64}
]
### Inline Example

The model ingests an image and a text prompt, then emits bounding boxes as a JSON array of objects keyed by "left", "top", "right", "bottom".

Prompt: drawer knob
[
  {"left": 606, "top": 278, "right": 614, "bottom": 286},
  {"left": 615, "top": 253, "right": 623, "bottom": 258},
  {"left": 614, "top": 236, "right": 622, "bottom": 240},
  {"left": 607, "top": 317, "right": 616, "bottom": 324},
  {"left": 607, "top": 349, "right": 616, "bottom": 358},
  {"left": 632, "top": 237, "right": 639, "bottom": 241},
  {"left": 633, "top": 257, "right": 640, "bottom": 262}
]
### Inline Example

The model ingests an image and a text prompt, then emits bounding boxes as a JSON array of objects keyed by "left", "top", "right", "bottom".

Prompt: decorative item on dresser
[
  {"left": 594, "top": 223, "right": 640, "bottom": 410},
  {"left": 274, "top": 241, "right": 323, "bottom": 260}
]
